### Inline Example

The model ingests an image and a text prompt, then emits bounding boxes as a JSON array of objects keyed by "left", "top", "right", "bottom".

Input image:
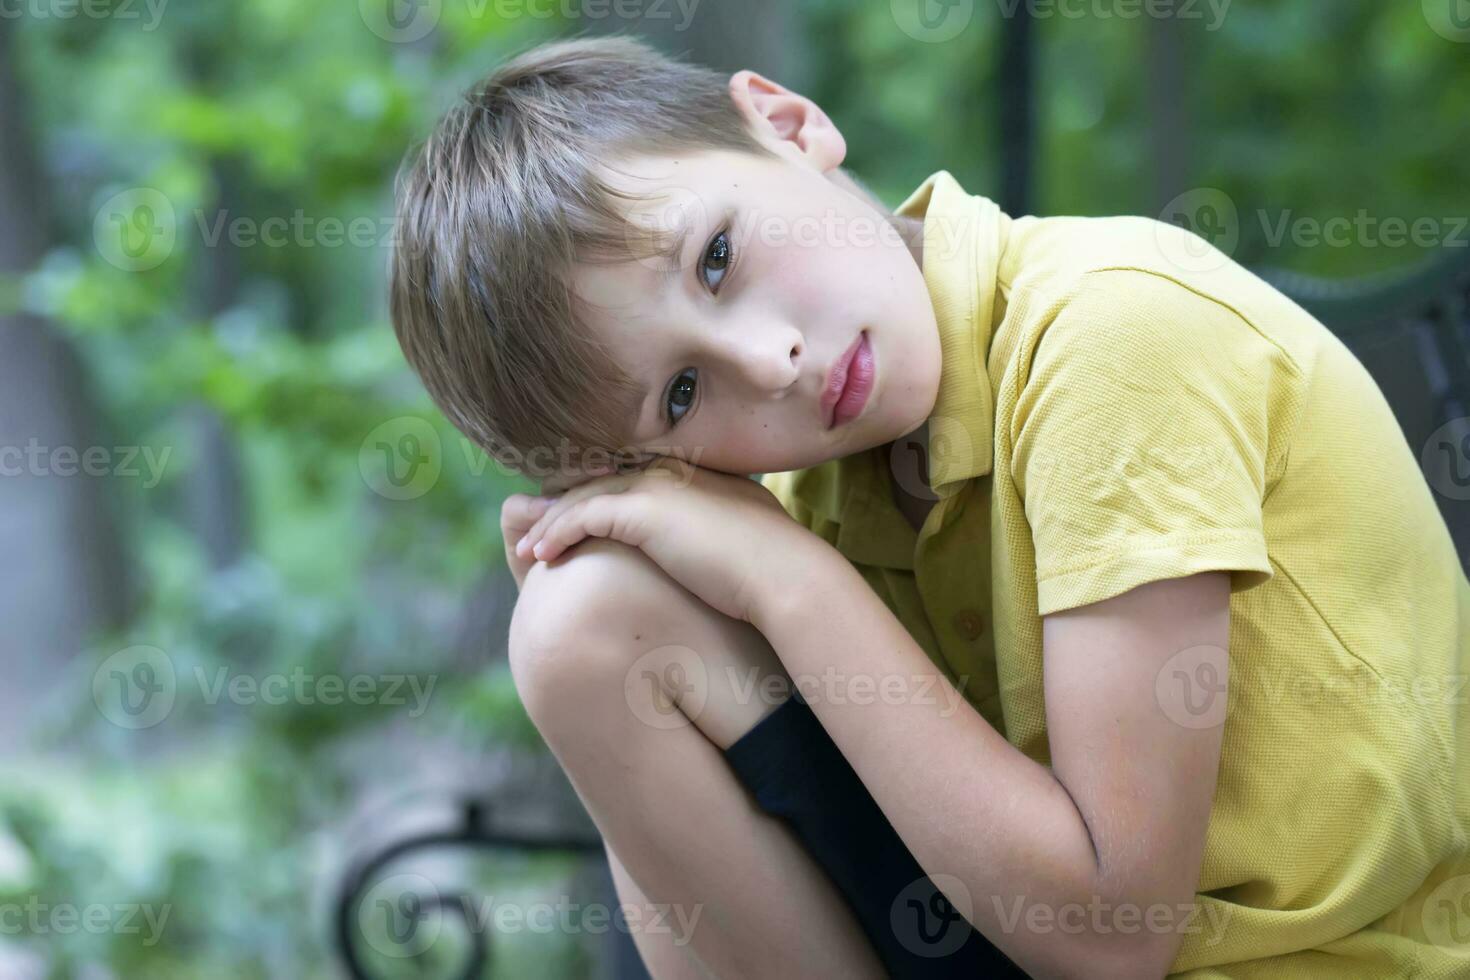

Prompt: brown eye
[{"left": 701, "top": 230, "right": 732, "bottom": 292}]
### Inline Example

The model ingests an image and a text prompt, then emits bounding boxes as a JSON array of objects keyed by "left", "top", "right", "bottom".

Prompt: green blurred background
[{"left": 0, "top": 0, "right": 1466, "bottom": 976}]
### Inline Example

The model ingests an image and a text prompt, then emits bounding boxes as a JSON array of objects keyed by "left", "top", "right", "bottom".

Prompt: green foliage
[
  {"left": 5, "top": 0, "right": 1465, "bottom": 974},
  {"left": 8, "top": 2, "right": 554, "bottom": 975},
  {"left": 811, "top": 0, "right": 1470, "bottom": 276}
]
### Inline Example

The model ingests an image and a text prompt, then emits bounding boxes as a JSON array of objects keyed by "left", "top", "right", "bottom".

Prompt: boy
[{"left": 390, "top": 34, "right": 1470, "bottom": 978}]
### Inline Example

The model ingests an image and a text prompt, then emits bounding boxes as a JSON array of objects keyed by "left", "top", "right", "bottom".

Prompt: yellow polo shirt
[{"left": 760, "top": 171, "right": 1470, "bottom": 977}]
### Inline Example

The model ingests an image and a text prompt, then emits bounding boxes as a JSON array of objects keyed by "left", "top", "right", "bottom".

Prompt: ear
[{"left": 728, "top": 69, "right": 847, "bottom": 172}]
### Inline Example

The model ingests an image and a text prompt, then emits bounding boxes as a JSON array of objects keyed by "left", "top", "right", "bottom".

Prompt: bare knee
[
  {"left": 507, "top": 538, "right": 789, "bottom": 748},
  {"left": 508, "top": 539, "right": 695, "bottom": 721}
]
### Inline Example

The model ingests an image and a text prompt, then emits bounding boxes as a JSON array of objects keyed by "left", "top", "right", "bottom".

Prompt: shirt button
[{"left": 953, "top": 608, "right": 986, "bottom": 640}]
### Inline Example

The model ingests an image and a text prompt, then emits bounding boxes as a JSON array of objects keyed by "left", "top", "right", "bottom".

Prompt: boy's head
[{"left": 391, "top": 34, "right": 941, "bottom": 492}]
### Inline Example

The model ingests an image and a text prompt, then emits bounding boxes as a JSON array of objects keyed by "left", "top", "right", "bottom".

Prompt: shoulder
[
  {"left": 1015, "top": 266, "right": 1280, "bottom": 397},
  {"left": 1006, "top": 210, "right": 1236, "bottom": 292},
  {"left": 1004, "top": 212, "right": 1316, "bottom": 371},
  {"left": 1004, "top": 265, "right": 1305, "bottom": 499}
]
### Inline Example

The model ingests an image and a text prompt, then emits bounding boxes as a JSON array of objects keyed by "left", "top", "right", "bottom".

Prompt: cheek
[
  {"left": 711, "top": 415, "right": 774, "bottom": 461},
  {"left": 761, "top": 245, "right": 822, "bottom": 309},
  {"left": 685, "top": 412, "right": 804, "bottom": 475},
  {"left": 762, "top": 225, "right": 866, "bottom": 315},
  {"left": 817, "top": 236, "right": 916, "bottom": 323}
]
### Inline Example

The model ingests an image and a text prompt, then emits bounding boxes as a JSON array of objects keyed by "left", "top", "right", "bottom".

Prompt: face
[{"left": 569, "top": 145, "right": 943, "bottom": 480}]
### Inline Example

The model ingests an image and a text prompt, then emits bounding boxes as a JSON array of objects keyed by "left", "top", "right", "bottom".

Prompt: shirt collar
[
  {"left": 786, "top": 171, "right": 1009, "bottom": 570},
  {"left": 899, "top": 169, "right": 1007, "bottom": 496}
]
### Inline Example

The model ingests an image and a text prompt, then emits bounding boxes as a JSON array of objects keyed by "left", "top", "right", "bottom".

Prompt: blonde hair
[{"left": 390, "top": 33, "right": 780, "bottom": 479}]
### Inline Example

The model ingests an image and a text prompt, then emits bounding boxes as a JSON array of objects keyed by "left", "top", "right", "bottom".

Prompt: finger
[
  {"left": 502, "top": 495, "right": 555, "bottom": 573},
  {"left": 537, "top": 491, "right": 653, "bottom": 564},
  {"left": 503, "top": 492, "right": 556, "bottom": 520},
  {"left": 501, "top": 496, "right": 556, "bottom": 593},
  {"left": 516, "top": 474, "right": 628, "bottom": 558},
  {"left": 530, "top": 496, "right": 618, "bottom": 563},
  {"left": 501, "top": 493, "right": 556, "bottom": 537},
  {"left": 517, "top": 490, "right": 582, "bottom": 559}
]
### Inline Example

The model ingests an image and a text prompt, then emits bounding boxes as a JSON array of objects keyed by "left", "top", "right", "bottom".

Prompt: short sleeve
[{"left": 1011, "top": 269, "right": 1285, "bottom": 616}]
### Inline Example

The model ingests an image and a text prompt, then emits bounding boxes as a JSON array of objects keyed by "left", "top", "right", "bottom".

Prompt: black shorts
[{"left": 722, "top": 690, "right": 1031, "bottom": 978}]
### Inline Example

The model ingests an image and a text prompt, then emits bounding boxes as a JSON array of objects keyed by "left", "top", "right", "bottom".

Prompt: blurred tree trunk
[
  {"left": 176, "top": 157, "right": 249, "bottom": 572},
  {"left": 0, "top": 16, "right": 133, "bottom": 741},
  {"left": 1146, "top": 4, "right": 1193, "bottom": 211},
  {"left": 998, "top": 8, "right": 1036, "bottom": 216},
  {"left": 176, "top": 38, "right": 250, "bottom": 572}
]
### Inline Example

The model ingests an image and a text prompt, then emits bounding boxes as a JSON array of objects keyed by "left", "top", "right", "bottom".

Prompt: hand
[
  {"left": 507, "top": 457, "right": 818, "bottom": 623},
  {"left": 500, "top": 492, "right": 555, "bottom": 593},
  {"left": 500, "top": 462, "right": 621, "bottom": 592}
]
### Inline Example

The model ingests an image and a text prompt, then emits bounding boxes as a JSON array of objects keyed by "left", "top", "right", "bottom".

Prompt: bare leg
[
  {"left": 605, "top": 844, "right": 710, "bottom": 980},
  {"left": 510, "top": 539, "right": 884, "bottom": 979}
]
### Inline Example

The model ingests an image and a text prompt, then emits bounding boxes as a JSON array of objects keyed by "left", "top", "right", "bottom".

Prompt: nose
[{"left": 714, "top": 324, "right": 803, "bottom": 395}]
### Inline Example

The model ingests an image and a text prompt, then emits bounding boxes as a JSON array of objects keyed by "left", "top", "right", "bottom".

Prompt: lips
[{"left": 821, "top": 330, "right": 874, "bottom": 430}]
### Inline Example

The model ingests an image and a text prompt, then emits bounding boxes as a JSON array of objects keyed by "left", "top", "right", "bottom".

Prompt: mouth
[{"left": 821, "top": 330, "right": 875, "bottom": 430}]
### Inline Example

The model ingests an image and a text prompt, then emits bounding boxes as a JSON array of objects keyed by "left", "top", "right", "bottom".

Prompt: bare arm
[{"left": 751, "top": 543, "right": 1229, "bottom": 979}]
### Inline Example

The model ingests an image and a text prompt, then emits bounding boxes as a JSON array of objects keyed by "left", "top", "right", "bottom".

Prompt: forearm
[{"left": 751, "top": 541, "right": 1175, "bottom": 978}]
